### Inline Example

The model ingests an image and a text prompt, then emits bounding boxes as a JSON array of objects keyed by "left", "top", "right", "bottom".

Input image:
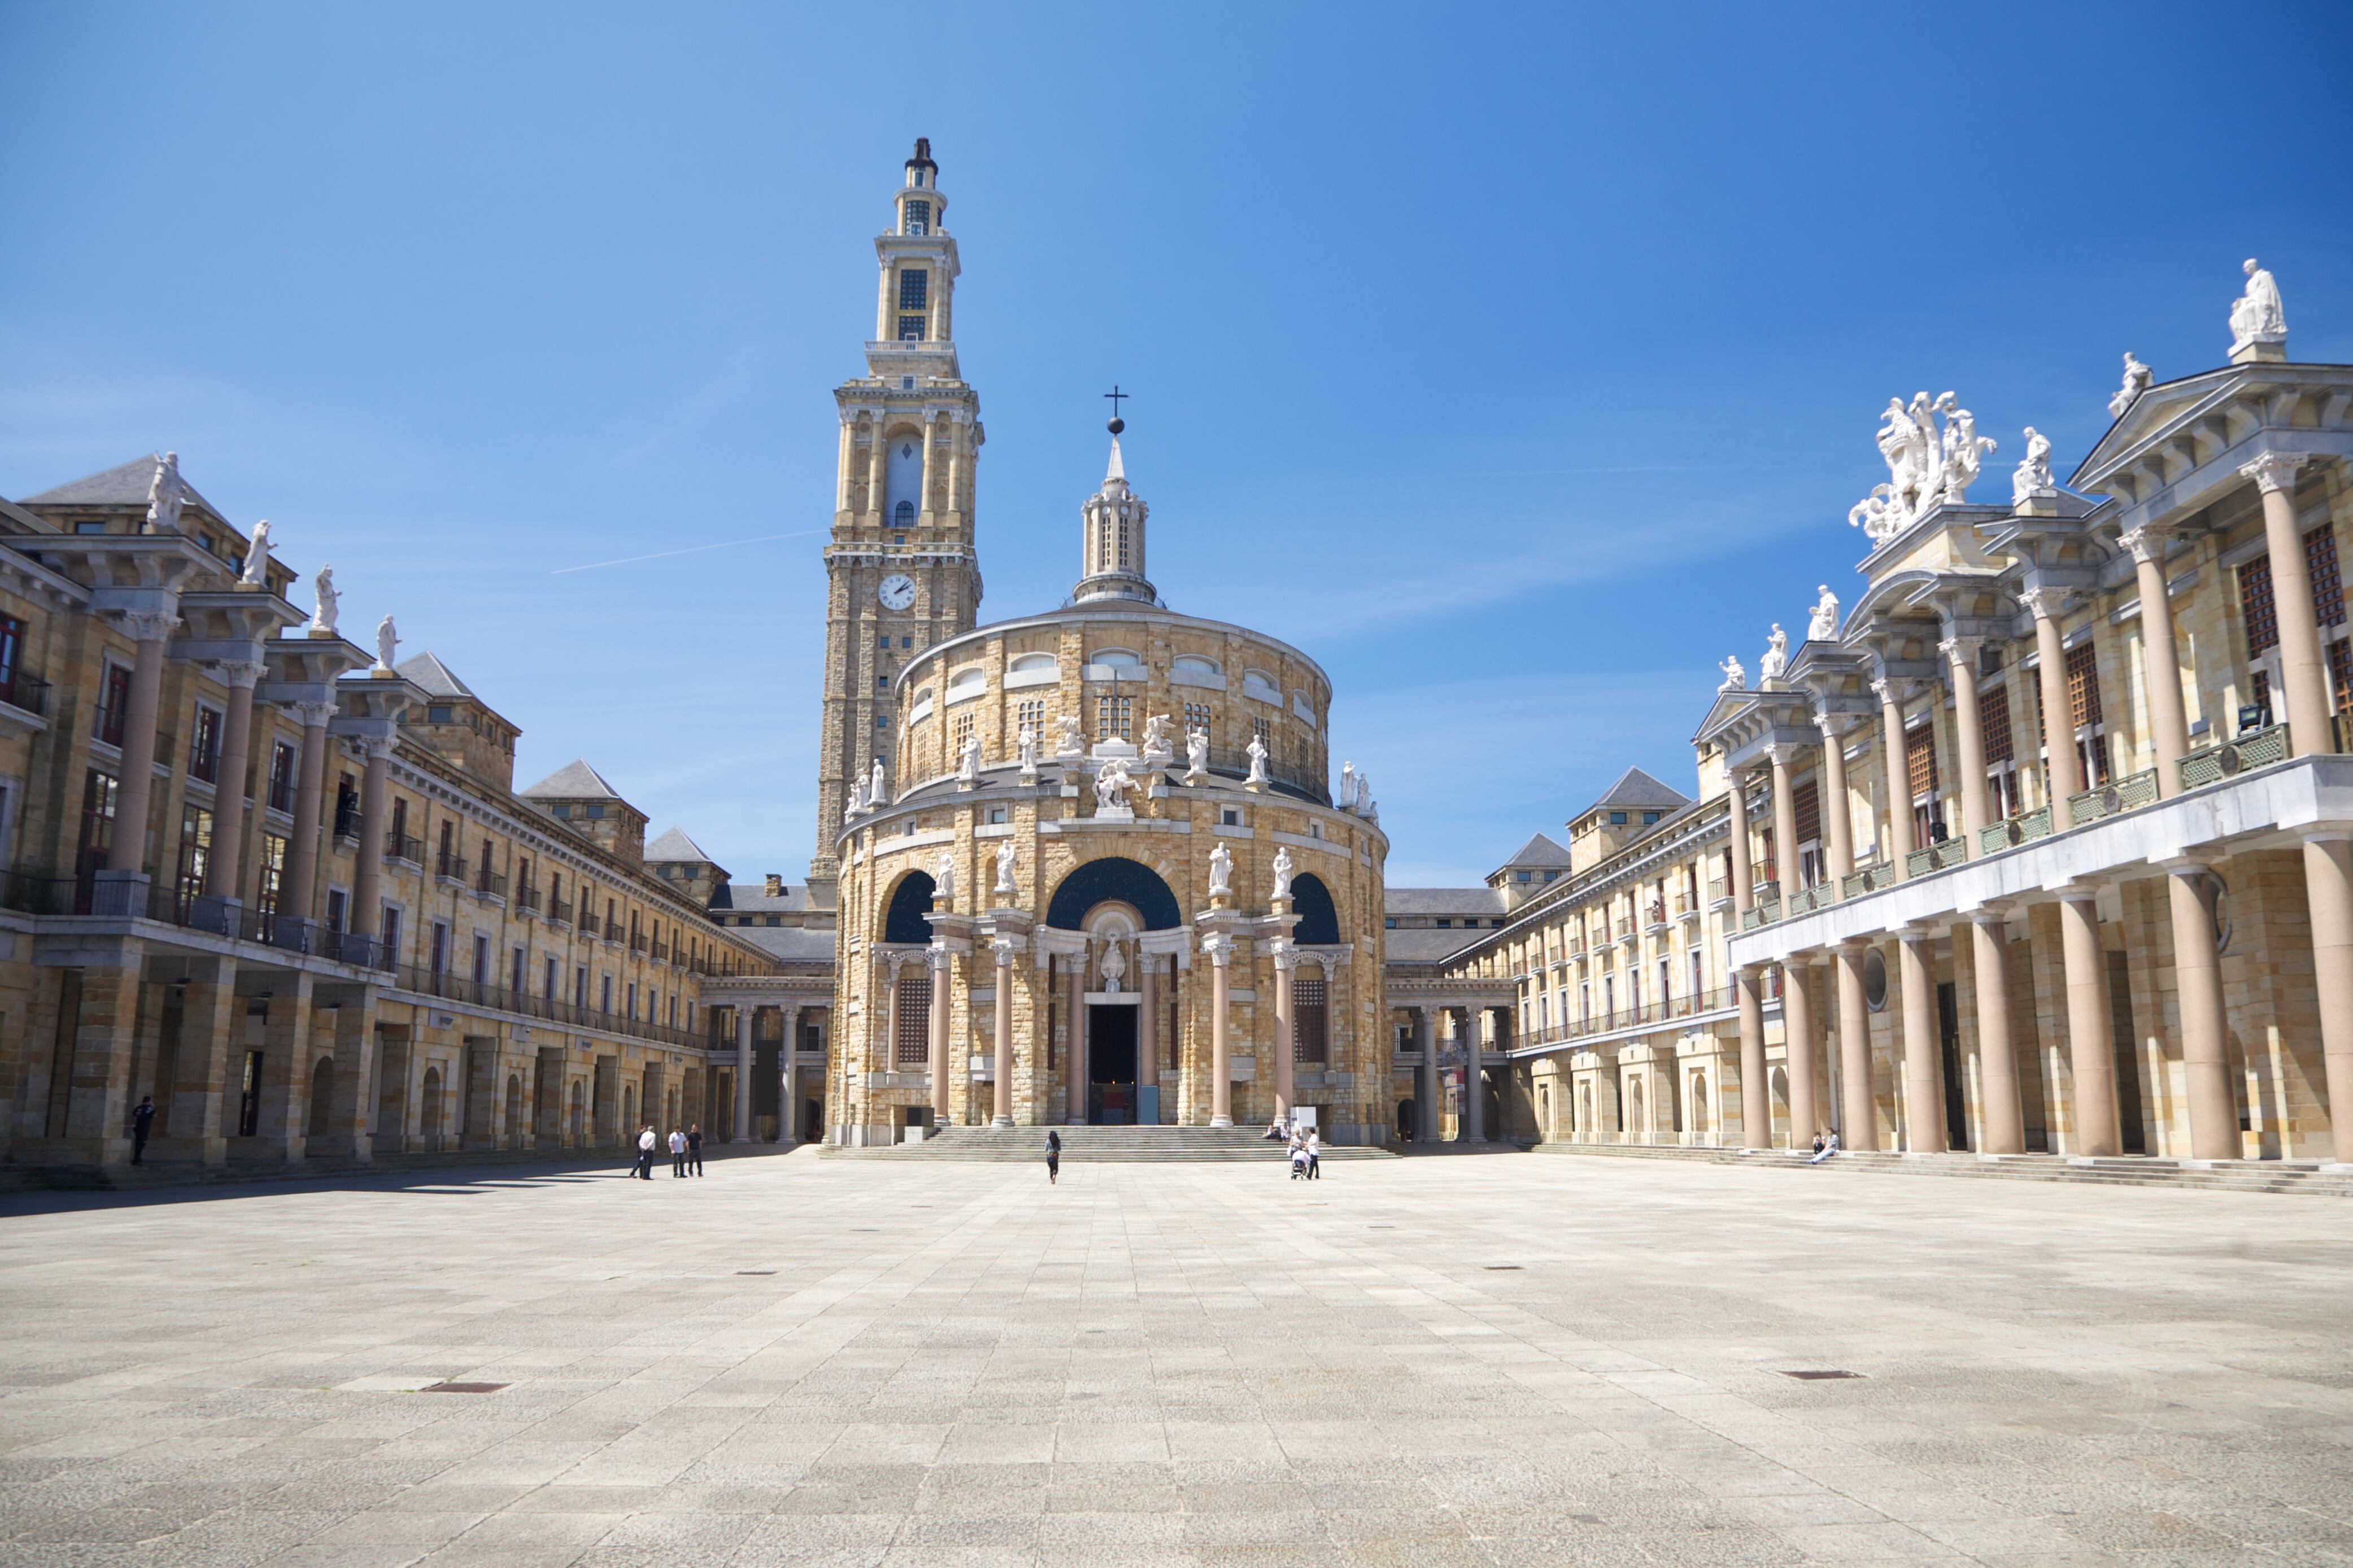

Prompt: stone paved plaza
[{"left": 2, "top": 1152, "right": 2351, "bottom": 1567}]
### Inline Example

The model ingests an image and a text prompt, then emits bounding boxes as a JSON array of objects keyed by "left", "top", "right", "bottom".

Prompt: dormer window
[{"left": 428, "top": 705, "right": 453, "bottom": 724}]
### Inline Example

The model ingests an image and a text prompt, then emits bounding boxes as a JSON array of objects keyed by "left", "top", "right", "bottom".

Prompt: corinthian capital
[
  {"left": 2239, "top": 451, "right": 2308, "bottom": 495},
  {"left": 213, "top": 658, "right": 267, "bottom": 690},
  {"left": 289, "top": 700, "right": 338, "bottom": 729},
  {"left": 108, "top": 608, "right": 179, "bottom": 643},
  {"left": 2117, "top": 524, "right": 2168, "bottom": 565},
  {"left": 990, "top": 936, "right": 1019, "bottom": 964},
  {"left": 1938, "top": 635, "right": 1982, "bottom": 670},
  {"left": 2015, "top": 586, "right": 2066, "bottom": 621},
  {"left": 1870, "top": 675, "right": 1909, "bottom": 705},
  {"left": 359, "top": 733, "right": 398, "bottom": 762}
]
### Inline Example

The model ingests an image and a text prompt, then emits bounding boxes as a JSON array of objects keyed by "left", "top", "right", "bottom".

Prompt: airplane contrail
[{"left": 551, "top": 530, "right": 824, "bottom": 574}]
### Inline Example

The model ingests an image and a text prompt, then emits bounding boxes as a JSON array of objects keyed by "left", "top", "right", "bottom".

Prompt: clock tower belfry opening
[{"left": 811, "top": 138, "right": 986, "bottom": 895}]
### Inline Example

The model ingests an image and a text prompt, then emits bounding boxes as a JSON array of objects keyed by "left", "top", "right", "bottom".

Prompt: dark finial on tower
[
  {"left": 1104, "top": 384, "right": 1128, "bottom": 436},
  {"left": 907, "top": 137, "right": 936, "bottom": 180}
]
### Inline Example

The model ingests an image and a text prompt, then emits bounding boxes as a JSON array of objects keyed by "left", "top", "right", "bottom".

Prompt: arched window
[
  {"left": 895, "top": 500, "right": 915, "bottom": 526},
  {"left": 1291, "top": 873, "right": 1340, "bottom": 945},
  {"left": 1091, "top": 648, "right": 1144, "bottom": 668},
  {"left": 1009, "top": 652, "right": 1056, "bottom": 673},
  {"left": 882, "top": 871, "right": 938, "bottom": 944},
  {"left": 1045, "top": 857, "right": 1182, "bottom": 931},
  {"left": 1242, "top": 669, "right": 1282, "bottom": 705},
  {"left": 946, "top": 667, "right": 986, "bottom": 704}
]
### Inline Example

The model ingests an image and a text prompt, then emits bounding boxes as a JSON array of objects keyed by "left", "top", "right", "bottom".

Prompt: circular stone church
[{"left": 832, "top": 426, "right": 1391, "bottom": 1144}]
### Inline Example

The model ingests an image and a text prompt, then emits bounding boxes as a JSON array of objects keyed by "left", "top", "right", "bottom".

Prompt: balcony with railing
[
  {"left": 604, "top": 916, "right": 624, "bottom": 941},
  {"left": 93, "top": 702, "right": 127, "bottom": 747},
  {"left": 333, "top": 801, "right": 361, "bottom": 842},
  {"left": 1841, "top": 862, "right": 1899, "bottom": 899},
  {"left": 651, "top": 939, "right": 669, "bottom": 962},
  {"left": 1905, "top": 836, "right": 1970, "bottom": 878},
  {"left": 548, "top": 896, "right": 573, "bottom": 926},
  {"left": 516, "top": 883, "right": 543, "bottom": 914},
  {"left": 386, "top": 962, "right": 706, "bottom": 1051},
  {"left": 475, "top": 869, "right": 508, "bottom": 900},
  {"left": 2177, "top": 723, "right": 2289, "bottom": 792},
  {"left": 2, "top": 864, "right": 390, "bottom": 968},
  {"left": 385, "top": 831, "right": 425, "bottom": 867},
  {"left": 1513, "top": 984, "right": 1743, "bottom": 1051},
  {"left": 629, "top": 930, "right": 647, "bottom": 954},
  {"left": 0, "top": 668, "right": 49, "bottom": 717},
  {"left": 434, "top": 851, "right": 468, "bottom": 886}
]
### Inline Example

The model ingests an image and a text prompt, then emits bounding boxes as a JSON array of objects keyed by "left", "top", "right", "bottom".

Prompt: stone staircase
[
  {"left": 1530, "top": 1139, "right": 2353, "bottom": 1196},
  {"left": 821, "top": 1125, "right": 1398, "bottom": 1163}
]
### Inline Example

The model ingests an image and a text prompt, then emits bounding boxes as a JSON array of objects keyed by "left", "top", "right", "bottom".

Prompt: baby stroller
[{"left": 1289, "top": 1138, "right": 1311, "bottom": 1180}]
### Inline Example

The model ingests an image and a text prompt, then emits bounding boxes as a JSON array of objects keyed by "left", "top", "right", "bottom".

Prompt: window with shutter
[{"left": 895, "top": 973, "right": 931, "bottom": 1065}]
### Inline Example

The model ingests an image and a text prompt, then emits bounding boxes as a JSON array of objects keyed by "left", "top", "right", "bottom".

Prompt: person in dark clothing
[
  {"left": 131, "top": 1096, "right": 155, "bottom": 1164},
  {"left": 1045, "top": 1129, "right": 1061, "bottom": 1185},
  {"left": 687, "top": 1125, "right": 704, "bottom": 1176}
]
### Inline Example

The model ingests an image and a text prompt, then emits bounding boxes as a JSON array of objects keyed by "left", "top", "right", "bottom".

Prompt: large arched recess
[
  {"left": 1291, "top": 872, "right": 1341, "bottom": 945},
  {"left": 882, "top": 870, "right": 937, "bottom": 944},
  {"left": 1045, "top": 857, "right": 1182, "bottom": 931}
]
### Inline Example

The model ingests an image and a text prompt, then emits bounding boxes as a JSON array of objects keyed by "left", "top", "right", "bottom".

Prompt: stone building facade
[
  {"left": 1405, "top": 262, "right": 2353, "bottom": 1168},
  {"left": 0, "top": 459, "right": 796, "bottom": 1175}
]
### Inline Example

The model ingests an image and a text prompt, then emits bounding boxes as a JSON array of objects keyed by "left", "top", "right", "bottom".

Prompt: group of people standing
[
  {"left": 631, "top": 1124, "right": 705, "bottom": 1179},
  {"left": 1265, "top": 1117, "right": 1321, "bottom": 1180}
]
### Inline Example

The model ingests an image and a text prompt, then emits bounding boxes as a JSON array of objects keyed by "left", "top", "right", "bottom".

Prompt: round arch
[
  {"left": 1045, "top": 857, "right": 1181, "bottom": 931},
  {"left": 1291, "top": 872, "right": 1340, "bottom": 945},
  {"left": 881, "top": 870, "right": 937, "bottom": 944}
]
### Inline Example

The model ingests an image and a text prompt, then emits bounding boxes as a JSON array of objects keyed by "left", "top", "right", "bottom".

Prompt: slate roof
[
  {"left": 1496, "top": 832, "right": 1573, "bottom": 870},
  {"left": 735, "top": 925, "right": 836, "bottom": 963},
  {"left": 395, "top": 652, "right": 474, "bottom": 699},
  {"left": 1383, "top": 887, "right": 1506, "bottom": 917},
  {"left": 1580, "top": 767, "right": 1692, "bottom": 816},
  {"left": 712, "top": 880, "right": 813, "bottom": 914},
  {"left": 644, "top": 827, "right": 713, "bottom": 863},
  {"left": 518, "top": 759, "right": 626, "bottom": 800},
  {"left": 1383, "top": 927, "right": 1491, "bottom": 963},
  {"left": 20, "top": 454, "right": 223, "bottom": 517}
]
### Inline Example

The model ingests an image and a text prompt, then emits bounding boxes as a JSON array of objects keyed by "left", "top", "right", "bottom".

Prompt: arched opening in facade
[
  {"left": 306, "top": 1056, "right": 334, "bottom": 1142},
  {"left": 1690, "top": 1071, "right": 1710, "bottom": 1138},
  {"left": 506, "top": 1075, "right": 524, "bottom": 1148},
  {"left": 1771, "top": 1065, "right": 1789, "bottom": 1143},
  {"left": 882, "top": 870, "right": 937, "bottom": 945},
  {"left": 1291, "top": 873, "right": 1340, "bottom": 945},
  {"left": 569, "top": 1080, "right": 585, "bottom": 1146},
  {"left": 622, "top": 1084, "right": 638, "bottom": 1137},
  {"left": 1628, "top": 1076, "right": 1646, "bottom": 1142},
  {"left": 420, "top": 1066, "right": 444, "bottom": 1146},
  {"left": 884, "top": 426, "right": 925, "bottom": 525},
  {"left": 1043, "top": 861, "right": 1183, "bottom": 1127},
  {"left": 1045, "top": 857, "right": 1181, "bottom": 931}
]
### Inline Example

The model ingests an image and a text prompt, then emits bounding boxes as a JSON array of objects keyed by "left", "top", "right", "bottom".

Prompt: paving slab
[{"left": 0, "top": 1151, "right": 2348, "bottom": 1565}]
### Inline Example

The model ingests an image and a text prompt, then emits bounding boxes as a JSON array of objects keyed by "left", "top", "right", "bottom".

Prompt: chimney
[{"left": 764, "top": 873, "right": 783, "bottom": 898}]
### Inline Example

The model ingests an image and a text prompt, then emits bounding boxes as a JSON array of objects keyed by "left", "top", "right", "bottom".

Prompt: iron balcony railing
[
  {"left": 386, "top": 963, "right": 707, "bottom": 1050},
  {"left": 385, "top": 831, "right": 425, "bottom": 865},
  {"left": 476, "top": 870, "right": 509, "bottom": 898},
  {"left": 0, "top": 669, "right": 49, "bottom": 716},
  {"left": 1514, "top": 986, "right": 1741, "bottom": 1049},
  {"left": 516, "top": 883, "right": 543, "bottom": 912},
  {"left": 548, "top": 896, "right": 573, "bottom": 925},
  {"left": 435, "top": 852, "right": 469, "bottom": 883}
]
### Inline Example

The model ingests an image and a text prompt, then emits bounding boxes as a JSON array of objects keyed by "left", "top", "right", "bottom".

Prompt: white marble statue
[
  {"left": 1851, "top": 390, "right": 1997, "bottom": 541},
  {"left": 1270, "top": 846, "right": 1294, "bottom": 903},
  {"left": 1758, "top": 624, "right": 1788, "bottom": 683},
  {"left": 933, "top": 849, "right": 956, "bottom": 906},
  {"left": 1185, "top": 726, "right": 1209, "bottom": 783},
  {"left": 2230, "top": 258, "right": 2286, "bottom": 350},
  {"left": 2110, "top": 353, "right": 2152, "bottom": 418},
  {"left": 843, "top": 783, "right": 861, "bottom": 825},
  {"left": 1354, "top": 767, "right": 1373, "bottom": 816},
  {"left": 1935, "top": 395, "right": 1996, "bottom": 503},
  {"left": 1806, "top": 584, "right": 1839, "bottom": 643},
  {"left": 1056, "top": 713, "right": 1084, "bottom": 758},
  {"left": 2011, "top": 426, "right": 2055, "bottom": 505},
  {"left": 1718, "top": 654, "right": 1746, "bottom": 692},
  {"left": 143, "top": 452, "right": 187, "bottom": 534},
  {"left": 1095, "top": 756, "right": 1134, "bottom": 815},
  {"left": 308, "top": 564, "right": 339, "bottom": 635},
  {"left": 1017, "top": 724, "right": 1039, "bottom": 774},
  {"left": 1208, "top": 841, "right": 1233, "bottom": 899},
  {"left": 1245, "top": 732, "right": 1270, "bottom": 785},
  {"left": 957, "top": 733, "right": 980, "bottom": 785},
  {"left": 1099, "top": 940, "right": 1128, "bottom": 991},
  {"left": 239, "top": 519, "right": 273, "bottom": 587},
  {"left": 373, "top": 613, "right": 399, "bottom": 674},
  {"left": 1141, "top": 712, "right": 1171, "bottom": 757},
  {"left": 1340, "top": 761, "right": 1361, "bottom": 810},
  {"left": 869, "top": 757, "right": 886, "bottom": 807},
  {"left": 994, "top": 838, "right": 1017, "bottom": 899}
]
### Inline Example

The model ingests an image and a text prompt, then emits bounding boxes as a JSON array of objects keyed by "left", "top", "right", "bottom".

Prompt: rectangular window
[
  {"left": 895, "top": 972, "right": 932, "bottom": 1065},
  {"left": 267, "top": 740, "right": 297, "bottom": 811},
  {"left": 1096, "top": 693, "right": 1132, "bottom": 741},
  {"left": 97, "top": 664, "right": 131, "bottom": 746},
  {"left": 1016, "top": 697, "right": 1046, "bottom": 739},
  {"left": 601, "top": 975, "right": 613, "bottom": 1014},
  {"left": 175, "top": 804, "right": 212, "bottom": 915},
  {"left": 628, "top": 982, "right": 638, "bottom": 1019},
  {"left": 1183, "top": 701, "right": 1212, "bottom": 736},
  {"left": 2310, "top": 525, "right": 2345, "bottom": 629},
  {"left": 575, "top": 966, "right": 589, "bottom": 1009},
  {"left": 256, "top": 832, "right": 286, "bottom": 917},
  {"left": 325, "top": 887, "right": 346, "bottom": 935},
  {"left": 430, "top": 923, "right": 449, "bottom": 975},
  {"left": 544, "top": 955, "right": 557, "bottom": 998},
  {"left": 953, "top": 710, "right": 974, "bottom": 757},
  {"left": 1980, "top": 685, "right": 2014, "bottom": 765},
  {"left": 510, "top": 946, "right": 525, "bottom": 994},
  {"left": 0, "top": 613, "right": 23, "bottom": 707},
  {"left": 189, "top": 706, "right": 222, "bottom": 784},
  {"left": 380, "top": 904, "right": 400, "bottom": 958},
  {"left": 903, "top": 199, "right": 930, "bottom": 234},
  {"left": 897, "top": 315, "right": 925, "bottom": 341},
  {"left": 898, "top": 268, "right": 927, "bottom": 310},
  {"left": 2330, "top": 636, "right": 2353, "bottom": 716},
  {"left": 2066, "top": 642, "right": 2110, "bottom": 786},
  {"left": 2241, "top": 556, "right": 2280, "bottom": 657},
  {"left": 1293, "top": 978, "right": 1328, "bottom": 1065}
]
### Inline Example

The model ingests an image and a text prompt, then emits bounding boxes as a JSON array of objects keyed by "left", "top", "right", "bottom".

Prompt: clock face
[{"left": 877, "top": 574, "right": 916, "bottom": 611}]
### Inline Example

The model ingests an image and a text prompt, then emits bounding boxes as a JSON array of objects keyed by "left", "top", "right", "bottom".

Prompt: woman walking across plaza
[{"left": 1045, "top": 1129, "right": 1061, "bottom": 1185}]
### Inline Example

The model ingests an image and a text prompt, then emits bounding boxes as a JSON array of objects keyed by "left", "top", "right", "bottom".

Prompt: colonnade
[
  {"left": 1394, "top": 1002, "right": 1504, "bottom": 1143},
  {"left": 1729, "top": 453, "right": 2353, "bottom": 1163}
]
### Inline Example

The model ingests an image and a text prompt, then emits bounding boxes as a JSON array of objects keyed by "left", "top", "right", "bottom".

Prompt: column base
[
  {"left": 991, "top": 1116, "right": 1014, "bottom": 1128},
  {"left": 731, "top": 1134, "right": 752, "bottom": 1145},
  {"left": 1209, "top": 1116, "right": 1232, "bottom": 1128}
]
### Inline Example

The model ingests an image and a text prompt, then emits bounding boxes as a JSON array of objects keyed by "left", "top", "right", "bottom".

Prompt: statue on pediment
[
  {"left": 2230, "top": 258, "right": 2286, "bottom": 351},
  {"left": 2110, "top": 353, "right": 2152, "bottom": 418},
  {"left": 2012, "top": 427, "right": 2054, "bottom": 506}
]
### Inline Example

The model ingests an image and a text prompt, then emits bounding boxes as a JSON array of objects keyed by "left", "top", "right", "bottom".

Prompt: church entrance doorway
[{"left": 1087, "top": 1004, "right": 1138, "bottom": 1124}]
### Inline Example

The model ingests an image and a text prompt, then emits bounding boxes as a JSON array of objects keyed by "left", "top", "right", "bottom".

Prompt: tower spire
[{"left": 1072, "top": 399, "right": 1155, "bottom": 606}]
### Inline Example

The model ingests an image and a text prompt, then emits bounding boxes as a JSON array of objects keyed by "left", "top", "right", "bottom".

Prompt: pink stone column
[
  {"left": 992, "top": 939, "right": 1016, "bottom": 1126},
  {"left": 1942, "top": 636, "right": 1990, "bottom": 840},
  {"left": 278, "top": 701, "right": 337, "bottom": 923},
  {"left": 1767, "top": 744, "right": 1799, "bottom": 897},
  {"left": 103, "top": 610, "right": 177, "bottom": 874},
  {"left": 1835, "top": 942, "right": 1876, "bottom": 1149},
  {"left": 1736, "top": 964, "right": 1769, "bottom": 1150},
  {"left": 2019, "top": 590, "right": 2082, "bottom": 806},
  {"left": 347, "top": 737, "right": 391, "bottom": 956},
  {"left": 1065, "top": 951, "right": 1087, "bottom": 1126},
  {"left": 1272, "top": 951, "right": 1295, "bottom": 1123},
  {"left": 1782, "top": 958, "right": 1817, "bottom": 1146},
  {"left": 1969, "top": 910, "right": 2024, "bottom": 1155},
  {"left": 1725, "top": 762, "right": 1755, "bottom": 911},
  {"left": 1206, "top": 935, "right": 1234, "bottom": 1128},
  {"left": 2302, "top": 834, "right": 2353, "bottom": 1165},
  {"left": 2122, "top": 526, "right": 2193, "bottom": 797},
  {"left": 202, "top": 660, "right": 264, "bottom": 898},
  {"left": 1816, "top": 714, "right": 1855, "bottom": 886},
  {"left": 2166, "top": 860, "right": 2238, "bottom": 1161},
  {"left": 1873, "top": 678, "right": 1916, "bottom": 879},
  {"left": 1899, "top": 927, "right": 1946, "bottom": 1152},
  {"left": 2056, "top": 887, "right": 2119, "bottom": 1156},
  {"left": 929, "top": 946, "right": 952, "bottom": 1124},
  {"left": 2242, "top": 453, "right": 2329, "bottom": 755}
]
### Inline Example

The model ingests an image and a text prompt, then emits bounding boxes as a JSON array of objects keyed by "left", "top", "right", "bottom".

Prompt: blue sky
[{"left": 3, "top": 3, "right": 2348, "bottom": 886}]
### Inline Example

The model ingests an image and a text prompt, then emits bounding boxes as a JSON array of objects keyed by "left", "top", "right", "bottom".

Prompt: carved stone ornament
[
  {"left": 957, "top": 733, "right": 981, "bottom": 784},
  {"left": 2119, "top": 525, "right": 2166, "bottom": 566},
  {"left": 1185, "top": 727, "right": 1209, "bottom": 782},
  {"left": 1938, "top": 635, "right": 1982, "bottom": 670},
  {"left": 1850, "top": 391, "right": 1998, "bottom": 542},
  {"left": 1056, "top": 713, "right": 1084, "bottom": 758},
  {"left": 994, "top": 837, "right": 1017, "bottom": 898},
  {"left": 2109, "top": 353, "right": 2152, "bottom": 418},
  {"left": 870, "top": 757, "right": 887, "bottom": 807},
  {"left": 143, "top": 452, "right": 188, "bottom": 535},
  {"left": 2229, "top": 258, "right": 2286, "bottom": 352},
  {"left": 1017, "top": 724, "right": 1039, "bottom": 773},
  {"left": 2011, "top": 427, "right": 2055, "bottom": 506},
  {"left": 1758, "top": 624, "right": 1788, "bottom": 683},
  {"left": 309, "top": 564, "right": 340, "bottom": 636},
  {"left": 1244, "top": 733, "right": 1269, "bottom": 785},
  {"left": 1140, "top": 712, "right": 1171, "bottom": 759},
  {"left": 1270, "top": 846, "right": 1293, "bottom": 903},
  {"left": 933, "top": 849, "right": 956, "bottom": 905},
  {"left": 2016, "top": 586, "right": 2064, "bottom": 621},
  {"left": 1094, "top": 755, "right": 1135, "bottom": 816},
  {"left": 1208, "top": 841, "right": 1233, "bottom": 898}
]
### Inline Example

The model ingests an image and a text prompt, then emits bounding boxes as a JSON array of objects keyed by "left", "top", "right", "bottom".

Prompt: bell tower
[{"left": 811, "top": 138, "right": 985, "bottom": 892}]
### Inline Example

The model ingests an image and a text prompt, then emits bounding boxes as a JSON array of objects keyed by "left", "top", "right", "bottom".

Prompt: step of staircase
[
  {"left": 1530, "top": 1140, "right": 2353, "bottom": 1196},
  {"left": 821, "top": 1125, "right": 1398, "bottom": 1162}
]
